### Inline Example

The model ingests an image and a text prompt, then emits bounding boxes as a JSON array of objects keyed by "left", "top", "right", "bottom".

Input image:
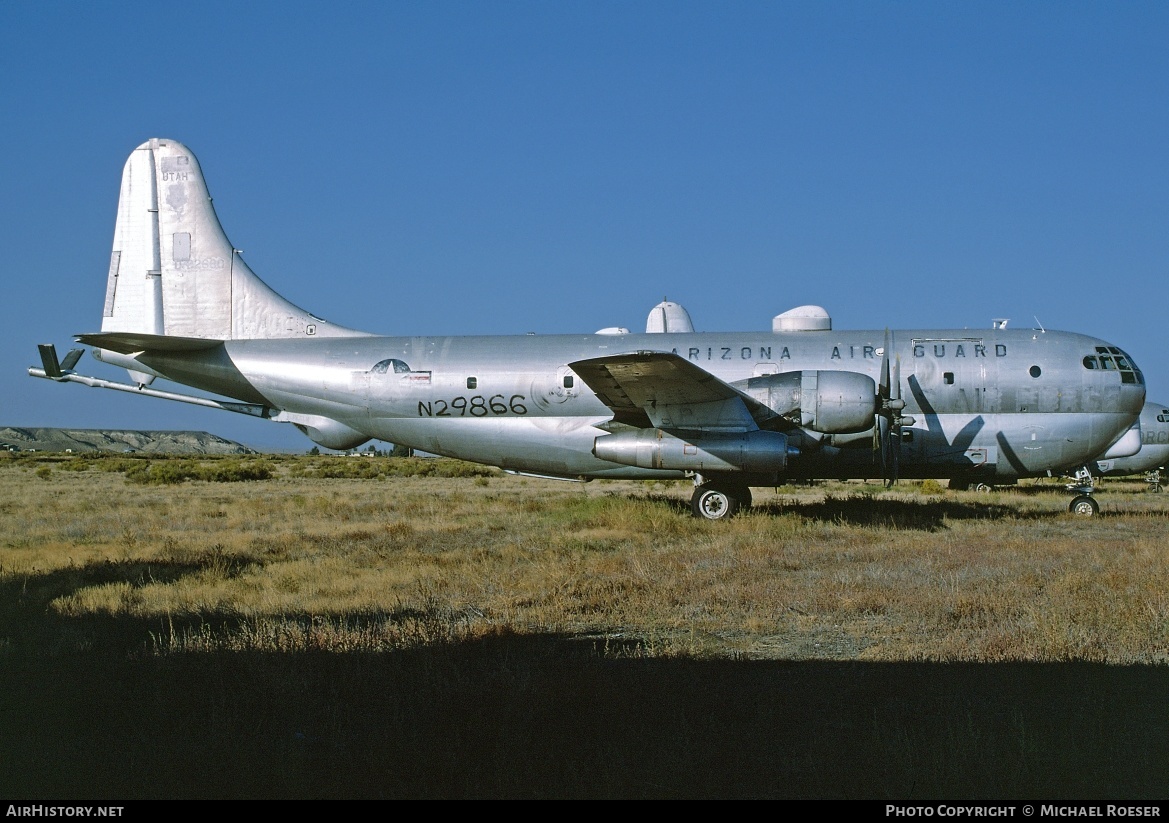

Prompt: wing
[{"left": 569, "top": 351, "right": 778, "bottom": 432}]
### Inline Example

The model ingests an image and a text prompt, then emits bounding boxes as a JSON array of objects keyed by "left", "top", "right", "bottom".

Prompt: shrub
[
  {"left": 202, "top": 460, "right": 273, "bottom": 482},
  {"left": 123, "top": 458, "right": 274, "bottom": 484},
  {"left": 919, "top": 479, "right": 945, "bottom": 495},
  {"left": 287, "top": 456, "right": 497, "bottom": 480}
]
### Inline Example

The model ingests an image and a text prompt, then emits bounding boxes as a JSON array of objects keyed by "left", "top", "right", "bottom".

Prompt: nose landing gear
[
  {"left": 1068, "top": 494, "right": 1100, "bottom": 516},
  {"left": 1066, "top": 466, "right": 1100, "bottom": 515}
]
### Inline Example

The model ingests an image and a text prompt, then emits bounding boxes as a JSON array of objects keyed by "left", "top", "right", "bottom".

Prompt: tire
[
  {"left": 1068, "top": 495, "right": 1099, "bottom": 516},
  {"left": 973, "top": 483, "right": 994, "bottom": 493},
  {"left": 691, "top": 484, "right": 746, "bottom": 520}
]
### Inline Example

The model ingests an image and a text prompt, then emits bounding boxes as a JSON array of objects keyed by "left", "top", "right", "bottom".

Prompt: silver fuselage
[{"left": 116, "top": 326, "right": 1145, "bottom": 481}]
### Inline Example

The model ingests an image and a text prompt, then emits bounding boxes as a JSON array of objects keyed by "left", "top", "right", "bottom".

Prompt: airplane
[
  {"left": 1089, "top": 402, "right": 1169, "bottom": 492},
  {"left": 948, "top": 401, "right": 1168, "bottom": 498},
  {"left": 30, "top": 138, "right": 1148, "bottom": 519}
]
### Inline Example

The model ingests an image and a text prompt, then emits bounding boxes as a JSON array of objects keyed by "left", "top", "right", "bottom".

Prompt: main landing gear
[
  {"left": 949, "top": 479, "right": 1013, "bottom": 492},
  {"left": 1066, "top": 466, "right": 1100, "bottom": 516},
  {"left": 690, "top": 478, "right": 753, "bottom": 520}
]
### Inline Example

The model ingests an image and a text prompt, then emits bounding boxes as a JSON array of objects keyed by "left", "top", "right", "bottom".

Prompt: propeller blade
[
  {"left": 890, "top": 418, "right": 901, "bottom": 487},
  {"left": 879, "top": 329, "right": 891, "bottom": 399},
  {"left": 874, "top": 329, "right": 893, "bottom": 483},
  {"left": 889, "top": 354, "right": 904, "bottom": 487},
  {"left": 879, "top": 414, "right": 891, "bottom": 482}
]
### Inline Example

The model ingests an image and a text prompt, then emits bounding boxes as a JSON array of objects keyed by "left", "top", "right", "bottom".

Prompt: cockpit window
[
  {"left": 371, "top": 358, "right": 412, "bottom": 374},
  {"left": 1086, "top": 346, "right": 1144, "bottom": 384}
]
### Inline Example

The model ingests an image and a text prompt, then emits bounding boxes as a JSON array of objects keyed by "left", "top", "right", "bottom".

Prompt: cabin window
[
  {"left": 467, "top": 377, "right": 477, "bottom": 390},
  {"left": 943, "top": 372, "right": 954, "bottom": 385},
  {"left": 1029, "top": 366, "right": 1041, "bottom": 378},
  {"left": 563, "top": 375, "right": 574, "bottom": 389}
]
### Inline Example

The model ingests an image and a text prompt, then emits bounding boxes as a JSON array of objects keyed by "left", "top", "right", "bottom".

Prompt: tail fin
[{"left": 101, "top": 138, "right": 367, "bottom": 340}]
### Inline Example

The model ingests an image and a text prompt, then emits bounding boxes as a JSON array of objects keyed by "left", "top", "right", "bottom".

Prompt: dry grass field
[{"left": 2, "top": 452, "right": 1168, "bottom": 798}]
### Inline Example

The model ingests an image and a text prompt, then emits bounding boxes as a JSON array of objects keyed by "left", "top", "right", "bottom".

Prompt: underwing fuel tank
[{"left": 593, "top": 429, "right": 793, "bottom": 473}]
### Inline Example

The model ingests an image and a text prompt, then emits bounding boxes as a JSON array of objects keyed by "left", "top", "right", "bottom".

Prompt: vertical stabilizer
[{"left": 101, "top": 138, "right": 367, "bottom": 340}]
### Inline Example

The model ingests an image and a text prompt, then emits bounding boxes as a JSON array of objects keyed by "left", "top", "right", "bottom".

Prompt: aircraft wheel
[
  {"left": 691, "top": 483, "right": 749, "bottom": 520},
  {"left": 973, "top": 483, "right": 994, "bottom": 493},
  {"left": 1068, "top": 495, "right": 1099, "bottom": 516}
]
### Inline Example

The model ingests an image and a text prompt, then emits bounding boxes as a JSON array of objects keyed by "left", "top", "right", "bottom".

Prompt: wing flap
[{"left": 571, "top": 351, "right": 776, "bottom": 432}]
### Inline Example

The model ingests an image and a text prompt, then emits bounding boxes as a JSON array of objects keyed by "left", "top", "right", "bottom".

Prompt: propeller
[{"left": 873, "top": 331, "right": 915, "bottom": 487}]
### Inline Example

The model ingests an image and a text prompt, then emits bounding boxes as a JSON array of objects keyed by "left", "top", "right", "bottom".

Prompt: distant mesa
[{"left": 0, "top": 427, "right": 256, "bottom": 455}]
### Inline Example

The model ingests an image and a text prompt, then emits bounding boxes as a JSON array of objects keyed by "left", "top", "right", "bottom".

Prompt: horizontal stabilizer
[{"left": 76, "top": 332, "right": 224, "bottom": 355}]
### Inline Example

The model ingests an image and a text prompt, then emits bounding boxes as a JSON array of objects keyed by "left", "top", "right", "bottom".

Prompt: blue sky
[{"left": 2, "top": 1, "right": 1166, "bottom": 452}]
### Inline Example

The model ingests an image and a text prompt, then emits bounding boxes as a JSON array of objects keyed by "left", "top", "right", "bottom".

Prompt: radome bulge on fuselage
[
  {"left": 1091, "top": 402, "right": 1169, "bottom": 486},
  {"left": 30, "top": 138, "right": 1147, "bottom": 518}
]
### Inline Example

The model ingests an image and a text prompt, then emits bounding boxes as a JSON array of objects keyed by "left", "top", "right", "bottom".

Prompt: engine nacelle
[
  {"left": 593, "top": 429, "right": 792, "bottom": 473},
  {"left": 746, "top": 370, "right": 876, "bottom": 434}
]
